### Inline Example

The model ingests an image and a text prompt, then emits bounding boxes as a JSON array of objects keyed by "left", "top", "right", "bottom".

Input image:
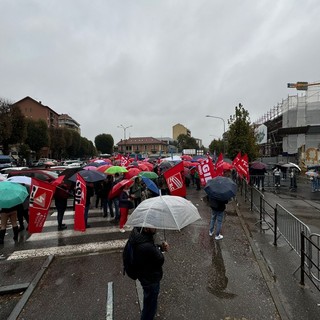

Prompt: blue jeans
[
  {"left": 141, "top": 282, "right": 160, "bottom": 320},
  {"left": 209, "top": 209, "right": 224, "bottom": 236}
]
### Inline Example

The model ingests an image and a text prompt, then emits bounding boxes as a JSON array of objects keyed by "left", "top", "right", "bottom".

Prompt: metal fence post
[
  {"left": 300, "top": 231, "right": 305, "bottom": 286},
  {"left": 273, "top": 206, "right": 277, "bottom": 246},
  {"left": 250, "top": 187, "right": 253, "bottom": 211},
  {"left": 259, "top": 195, "right": 263, "bottom": 228}
]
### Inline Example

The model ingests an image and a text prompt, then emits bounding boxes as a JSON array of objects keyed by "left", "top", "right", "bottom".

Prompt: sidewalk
[{"left": 236, "top": 181, "right": 320, "bottom": 319}]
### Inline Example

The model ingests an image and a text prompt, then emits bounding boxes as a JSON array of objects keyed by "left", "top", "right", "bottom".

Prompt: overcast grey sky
[{"left": 1, "top": 0, "right": 319, "bottom": 147}]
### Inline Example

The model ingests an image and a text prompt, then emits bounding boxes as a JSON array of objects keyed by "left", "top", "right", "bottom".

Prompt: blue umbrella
[
  {"left": 204, "top": 176, "right": 237, "bottom": 201},
  {"left": 141, "top": 177, "right": 160, "bottom": 195}
]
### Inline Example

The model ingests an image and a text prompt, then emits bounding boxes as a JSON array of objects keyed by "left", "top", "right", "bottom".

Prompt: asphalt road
[{"left": 1, "top": 180, "right": 319, "bottom": 319}]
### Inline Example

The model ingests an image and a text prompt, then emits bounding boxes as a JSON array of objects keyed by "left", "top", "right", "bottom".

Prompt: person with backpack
[{"left": 123, "top": 227, "right": 169, "bottom": 320}]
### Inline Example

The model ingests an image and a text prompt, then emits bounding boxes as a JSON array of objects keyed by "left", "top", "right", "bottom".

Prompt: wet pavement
[{"left": 0, "top": 177, "right": 320, "bottom": 319}]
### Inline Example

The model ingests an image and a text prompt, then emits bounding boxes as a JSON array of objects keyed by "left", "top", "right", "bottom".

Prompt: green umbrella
[
  {"left": 105, "top": 166, "right": 128, "bottom": 174},
  {"left": 0, "top": 181, "right": 29, "bottom": 209},
  {"left": 138, "top": 171, "right": 158, "bottom": 179}
]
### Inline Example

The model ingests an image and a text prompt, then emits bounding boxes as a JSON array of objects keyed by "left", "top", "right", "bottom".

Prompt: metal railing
[
  {"left": 238, "top": 179, "right": 319, "bottom": 291},
  {"left": 300, "top": 232, "right": 320, "bottom": 292}
]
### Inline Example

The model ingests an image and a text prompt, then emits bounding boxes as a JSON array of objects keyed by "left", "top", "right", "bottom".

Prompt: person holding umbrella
[
  {"left": 0, "top": 205, "right": 20, "bottom": 244},
  {"left": 119, "top": 183, "right": 134, "bottom": 233},
  {"left": 204, "top": 176, "right": 237, "bottom": 240},
  {"left": 127, "top": 227, "right": 169, "bottom": 320},
  {"left": 208, "top": 198, "right": 228, "bottom": 240}
]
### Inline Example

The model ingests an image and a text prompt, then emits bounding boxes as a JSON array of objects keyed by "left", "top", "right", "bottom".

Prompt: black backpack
[{"left": 123, "top": 240, "right": 138, "bottom": 280}]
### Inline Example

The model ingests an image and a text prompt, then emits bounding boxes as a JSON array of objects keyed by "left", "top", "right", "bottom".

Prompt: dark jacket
[
  {"left": 129, "top": 227, "right": 164, "bottom": 286},
  {"left": 119, "top": 190, "right": 133, "bottom": 208},
  {"left": 209, "top": 197, "right": 228, "bottom": 212}
]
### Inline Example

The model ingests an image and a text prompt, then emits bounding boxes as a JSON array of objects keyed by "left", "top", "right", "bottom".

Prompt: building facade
[
  {"left": 117, "top": 137, "right": 168, "bottom": 155},
  {"left": 14, "top": 96, "right": 60, "bottom": 128},
  {"left": 59, "top": 113, "right": 81, "bottom": 134},
  {"left": 172, "top": 123, "right": 191, "bottom": 140},
  {"left": 255, "top": 84, "right": 320, "bottom": 166}
]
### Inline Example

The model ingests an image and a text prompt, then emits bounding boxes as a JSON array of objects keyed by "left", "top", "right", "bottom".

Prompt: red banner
[
  {"left": 232, "top": 152, "right": 241, "bottom": 167},
  {"left": 197, "top": 158, "right": 216, "bottom": 186},
  {"left": 235, "top": 153, "right": 250, "bottom": 183},
  {"left": 215, "top": 153, "right": 224, "bottom": 177},
  {"left": 28, "top": 178, "right": 56, "bottom": 233},
  {"left": 163, "top": 161, "right": 186, "bottom": 197},
  {"left": 74, "top": 174, "right": 87, "bottom": 231}
]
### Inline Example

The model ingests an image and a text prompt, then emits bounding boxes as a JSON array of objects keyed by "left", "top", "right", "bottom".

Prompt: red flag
[
  {"left": 215, "top": 153, "right": 224, "bottom": 177},
  {"left": 236, "top": 154, "right": 250, "bottom": 183},
  {"left": 163, "top": 161, "right": 186, "bottom": 197},
  {"left": 28, "top": 178, "right": 56, "bottom": 233},
  {"left": 197, "top": 158, "right": 216, "bottom": 186},
  {"left": 74, "top": 173, "right": 87, "bottom": 232},
  {"left": 232, "top": 152, "right": 241, "bottom": 167}
]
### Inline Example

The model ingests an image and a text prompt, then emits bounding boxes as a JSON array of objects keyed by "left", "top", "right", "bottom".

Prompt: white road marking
[
  {"left": 106, "top": 282, "right": 113, "bottom": 320},
  {"left": 27, "top": 226, "right": 123, "bottom": 241},
  {"left": 42, "top": 216, "right": 112, "bottom": 228},
  {"left": 8, "top": 240, "right": 126, "bottom": 260}
]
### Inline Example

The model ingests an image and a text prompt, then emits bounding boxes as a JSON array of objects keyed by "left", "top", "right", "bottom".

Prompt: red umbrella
[
  {"left": 108, "top": 179, "right": 134, "bottom": 199},
  {"left": 97, "top": 164, "right": 113, "bottom": 173},
  {"left": 181, "top": 155, "right": 193, "bottom": 161},
  {"left": 124, "top": 167, "right": 141, "bottom": 179},
  {"left": 138, "top": 163, "right": 150, "bottom": 171},
  {"left": 223, "top": 162, "right": 233, "bottom": 170}
]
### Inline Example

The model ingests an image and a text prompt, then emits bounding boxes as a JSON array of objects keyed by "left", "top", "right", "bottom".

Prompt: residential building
[
  {"left": 172, "top": 123, "right": 191, "bottom": 140},
  {"left": 117, "top": 137, "right": 168, "bottom": 155},
  {"left": 14, "top": 96, "right": 59, "bottom": 128},
  {"left": 59, "top": 113, "right": 81, "bottom": 134}
]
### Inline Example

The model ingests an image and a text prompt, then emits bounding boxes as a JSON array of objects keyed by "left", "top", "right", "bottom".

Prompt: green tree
[
  {"left": 227, "top": 103, "right": 259, "bottom": 161},
  {"left": 176, "top": 134, "right": 198, "bottom": 152},
  {"left": 25, "top": 119, "right": 49, "bottom": 158},
  {"left": 49, "top": 127, "right": 66, "bottom": 160},
  {"left": 0, "top": 99, "right": 26, "bottom": 154},
  {"left": 94, "top": 134, "right": 114, "bottom": 154},
  {"left": 209, "top": 139, "right": 224, "bottom": 155}
]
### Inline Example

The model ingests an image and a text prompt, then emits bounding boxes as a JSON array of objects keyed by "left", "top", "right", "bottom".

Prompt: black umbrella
[
  {"left": 204, "top": 176, "right": 237, "bottom": 202},
  {"left": 68, "top": 170, "right": 106, "bottom": 183}
]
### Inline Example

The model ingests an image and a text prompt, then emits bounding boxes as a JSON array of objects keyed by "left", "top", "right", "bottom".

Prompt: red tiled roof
[{"left": 117, "top": 137, "right": 167, "bottom": 146}]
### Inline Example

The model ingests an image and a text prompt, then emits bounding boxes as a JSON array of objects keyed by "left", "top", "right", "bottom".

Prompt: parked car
[{"left": 7, "top": 169, "right": 59, "bottom": 183}]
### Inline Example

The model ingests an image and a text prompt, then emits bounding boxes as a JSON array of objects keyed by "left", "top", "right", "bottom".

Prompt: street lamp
[
  {"left": 205, "top": 115, "right": 226, "bottom": 154},
  {"left": 118, "top": 124, "right": 132, "bottom": 140}
]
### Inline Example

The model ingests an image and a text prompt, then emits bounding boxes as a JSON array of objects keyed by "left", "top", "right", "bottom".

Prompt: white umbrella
[
  {"left": 125, "top": 195, "right": 201, "bottom": 230},
  {"left": 305, "top": 171, "right": 318, "bottom": 177},
  {"left": 281, "top": 162, "right": 301, "bottom": 171},
  {"left": 6, "top": 175, "right": 32, "bottom": 185}
]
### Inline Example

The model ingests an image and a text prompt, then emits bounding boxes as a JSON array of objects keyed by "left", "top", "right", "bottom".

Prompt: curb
[{"left": 234, "top": 200, "right": 290, "bottom": 320}]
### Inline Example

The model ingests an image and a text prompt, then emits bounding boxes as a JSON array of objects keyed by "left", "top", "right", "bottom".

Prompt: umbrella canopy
[
  {"left": 222, "top": 162, "right": 233, "bottom": 170},
  {"left": 250, "top": 161, "right": 267, "bottom": 170},
  {"left": 0, "top": 181, "right": 29, "bottom": 208},
  {"left": 125, "top": 195, "right": 201, "bottom": 230},
  {"left": 139, "top": 171, "right": 158, "bottom": 179},
  {"left": 281, "top": 162, "right": 301, "bottom": 171},
  {"left": 124, "top": 167, "right": 141, "bottom": 179},
  {"left": 204, "top": 176, "right": 237, "bottom": 201},
  {"left": 82, "top": 165, "right": 98, "bottom": 171},
  {"left": 68, "top": 170, "right": 106, "bottom": 183},
  {"left": 141, "top": 177, "right": 160, "bottom": 195},
  {"left": 109, "top": 179, "right": 134, "bottom": 199},
  {"left": 83, "top": 162, "right": 101, "bottom": 168},
  {"left": 105, "top": 166, "right": 128, "bottom": 175},
  {"left": 181, "top": 155, "right": 193, "bottom": 161},
  {"left": 305, "top": 171, "right": 318, "bottom": 177},
  {"left": 6, "top": 176, "right": 32, "bottom": 186},
  {"left": 96, "top": 164, "right": 113, "bottom": 173}
]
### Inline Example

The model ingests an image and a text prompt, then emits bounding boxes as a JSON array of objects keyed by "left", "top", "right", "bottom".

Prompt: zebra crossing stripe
[
  {"left": 7, "top": 240, "right": 127, "bottom": 260},
  {"left": 27, "top": 226, "right": 123, "bottom": 241}
]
